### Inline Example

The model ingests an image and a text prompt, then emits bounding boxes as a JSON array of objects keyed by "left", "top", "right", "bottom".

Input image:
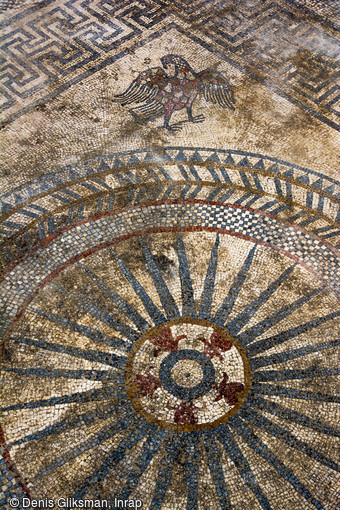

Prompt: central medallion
[
  {"left": 160, "top": 349, "right": 216, "bottom": 401},
  {"left": 125, "top": 318, "right": 251, "bottom": 431}
]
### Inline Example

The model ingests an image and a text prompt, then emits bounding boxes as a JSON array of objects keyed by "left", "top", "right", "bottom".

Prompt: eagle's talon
[
  {"left": 192, "top": 114, "right": 205, "bottom": 123},
  {"left": 167, "top": 124, "right": 182, "bottom": 132}
]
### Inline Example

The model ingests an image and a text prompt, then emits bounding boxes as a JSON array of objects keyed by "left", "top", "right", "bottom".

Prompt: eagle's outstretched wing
[
  {"left": 197, "top": 69, "right": 235, "bottom": 109},
  {"left": 114, "top": 67, "right": 168, "bottom": 105}
]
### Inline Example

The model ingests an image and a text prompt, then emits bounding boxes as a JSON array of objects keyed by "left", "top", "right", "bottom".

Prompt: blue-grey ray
[
  {"left": 253, "top": 383, "right": 340, "bottom": 404},
  {"left": 139, "top": 238, "right": 180, "bottom": 320},
  {"left": 214, "top": 246, "right": 257, "bottom": 327},
  {"left": 227, "top": 264, "right": 295, "bottom": 335},
  {"left": 220, "top": 167, "right": 232, "bottom": 184},
  {"left": 177, "top": 233, "right": 197, "bottom": 317},
  {"left": 245, "top": 194, "right": 262, "bottom": 207},
  {"left": 2, "top": 385, "right": 123, "bottom": 412},
  {"left": 234, "top": 192, "right": 253, "bottom": 205},
  {"left": 10, "top": 399, "right": 129, "bottom": 447},
  {"left": 199, "top": 233, "right": 220, "bottom": 320},
  {"left": 248, "top": 311, "right": 340, "bottom": 356},
  {"left": 253, "top": 367, "right": 339, "bottom": 383},
  {"left": 203, "top": 432, "right": 231, "bottom": 510},
  {"left": 36, "top": 411, "right": 136, "bottom": 480},
  {"left": 149, "top": 433, "right": 183, "bottom": 510},
  {"left": 11, "top": 337, "right": 126, "bottom": 370},
  {"left": 145, "top": 166, "right": 162, "bottom": 182},
  {"left": 118, "top": 428, "right": 169, "bottom": 501},
  {"left": 216, "top": 426, "right": 272, "bottom": 510},
  {"left": 77, "top": 262, "right": 150, "bottom": 330},
  {"left": 47, "top": 284, "right": 140, "bottom": 343},
  {"left": 30, "top": 305, "right": 130, "bottom": 350},
  {"left": 259, "top": 200, "right": 277, "bottom": 211},
  {"left": 238, "top": 286, "right": 325, "bottom": 346},
  {"left": 248, "top": 396, "right": 339, "bottom": 437},
  {"left": 184, "top": 433, "right": 199, "bottom": 510},
  {"left": 322, "top": 230, "right": 340, "bottom": 240},
  {"left": 73, "top": 421, "right": 151, "bottom": 499},
  {"left": 207, "top": 187, "right": 223, "bottom": 201},
  {"left": 230, "top": 416, "right": 324, "bottom": 509},
  {"left": 109, "top": 246, "right": 166, "bottom": 325},
  {"left": 2, "top": 367, "right": 124, "bottom": 383},
  {"left": 238, "top": 407, "right": 339, "bottom": 472},
  {"left": 251, "top": 338, "right": 340, "bottom": 370}
]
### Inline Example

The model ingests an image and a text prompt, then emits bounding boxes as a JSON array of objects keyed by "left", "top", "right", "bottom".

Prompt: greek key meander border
[{"left": 1, "top": 4, "right": 339, "bottom": 131}]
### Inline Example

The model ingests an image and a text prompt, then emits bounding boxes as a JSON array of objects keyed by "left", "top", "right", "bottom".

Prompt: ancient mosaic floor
[{"left": 1, "top": 1, "right": 340, "bottom": 509}]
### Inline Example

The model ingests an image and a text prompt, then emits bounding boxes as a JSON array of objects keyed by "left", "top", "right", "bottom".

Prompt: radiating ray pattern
[{"left": 1, "top": 224, "right": 339, "bottom": 509}]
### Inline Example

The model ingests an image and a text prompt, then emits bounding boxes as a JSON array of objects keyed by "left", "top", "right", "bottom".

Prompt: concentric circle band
[{"left": 159, "top": 349, "right": 216, "bottom": 401}]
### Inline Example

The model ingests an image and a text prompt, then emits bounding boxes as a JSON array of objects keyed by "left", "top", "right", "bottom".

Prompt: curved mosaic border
[
  {"left": 2, "top": 200, "right": 339, "bottom": 337},
  {"left": 1, "top": 148, "right": 339, "bottom": 275},
  {"left": 3, "top": 148, "right": 340, "bottom": 202}
]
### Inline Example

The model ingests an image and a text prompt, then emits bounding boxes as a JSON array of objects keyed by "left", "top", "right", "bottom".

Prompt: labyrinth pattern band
[{"left": 1, "top": 1, "right": 340, "bottom": 510}]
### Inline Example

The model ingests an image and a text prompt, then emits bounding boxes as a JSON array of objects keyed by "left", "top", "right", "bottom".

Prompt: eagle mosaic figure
[{"left": 114, "top": 54, "right": 235, "bottom": 131}]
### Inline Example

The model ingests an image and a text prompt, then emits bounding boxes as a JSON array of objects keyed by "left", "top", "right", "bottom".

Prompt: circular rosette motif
[
  {"left": 3, "top": 229, "right": 339, "bottom": 510},
  {"left": 1, "top": 147, "right": 340, "bottom": 509},
  {"left": 125, "top": 319, "right": 251, "bottom": 430},
  {"left": 2, "top": 229, "right": 339, "bottom": 509}
]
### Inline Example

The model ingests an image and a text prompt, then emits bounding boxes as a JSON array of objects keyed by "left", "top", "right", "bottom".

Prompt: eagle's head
[{"left": 161, "top": 54, "right": 191, "bottom": 73}]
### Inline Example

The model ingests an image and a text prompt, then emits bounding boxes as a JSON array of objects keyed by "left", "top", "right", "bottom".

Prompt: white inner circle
[{"left": 171, "top": 360, "right": 203, "bottom": 388}]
